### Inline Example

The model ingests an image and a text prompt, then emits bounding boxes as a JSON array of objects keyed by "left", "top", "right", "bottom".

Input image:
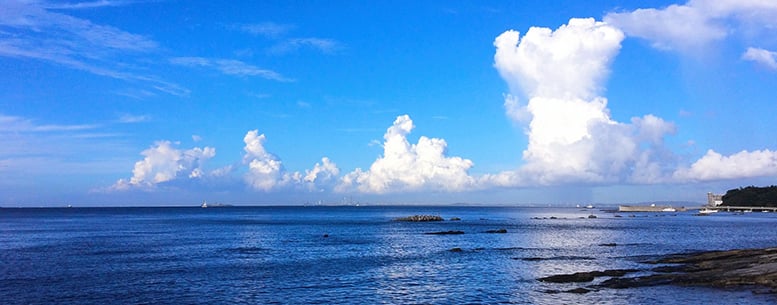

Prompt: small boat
[
  {"left": 201, "top": 201, "right": 208, "bottom": 208},
  {"left": 585, "top": 204, "right": 595, "bottom": 209},
  {"left": 661, "top": 207, "right": 676, "bottom": 212},
  {"left": 698, "top": 208, "right": 718, "bottom": 214}
]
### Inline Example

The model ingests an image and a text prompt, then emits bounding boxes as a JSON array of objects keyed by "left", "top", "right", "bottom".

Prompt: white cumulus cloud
[
  {"left": 742, "top": 47, "right": 777, "bottom": 70},
  {"left": 242, "top": 130, "right": 339, "bottom": 192},
  {"left": 673, "top": 149, "right": 777, "bottom": 181},
  {"left": 337, "top": 115, "right": 475, "bottom": 193},
  {"left": 112, "top": 141, "right": 215, "bottom": 190},
  {"left": 304, "top": 157, "right": 339, "bottom": 183},
  {"left": 242, "top": 130, "right": 295, "bottom": 191},
  {"left": 604, "top": 0, "right": 777, "bottom": 53},
  {"left": 492, "top": 18, "right": 677, "bottom": 186}
]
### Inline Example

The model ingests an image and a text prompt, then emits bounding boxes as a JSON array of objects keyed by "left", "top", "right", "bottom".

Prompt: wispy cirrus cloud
[
  {"left": 116, "top": 113, "right": 151, "bottom": 123},
  {"left": 0, "top": 114, "right": 99, "bottom": 133},
  {"left": 238, "top": 21, "right": 343, "bottom": 55},
  {"left": 0, "top": 0, "right": 188, "bottom": 96},
  {"left": 268, "top": 38, "right": 343, "bottom": 55},
  {"left": 42, "top": 0, "right": 137, "bottom": 10},
  {"left": 239, "top": 22, "right": 294, "bottom": 38},
  {"left": 0, "top": 113, "right": 131, "bottom": 180},
  {"left": 170, "top": 57, "right": 294, "bottom": 82}
]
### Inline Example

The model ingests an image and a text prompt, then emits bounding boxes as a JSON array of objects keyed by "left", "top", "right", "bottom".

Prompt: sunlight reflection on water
[{"left": 2, "top": 206, "right": 777, "bottom": 304}]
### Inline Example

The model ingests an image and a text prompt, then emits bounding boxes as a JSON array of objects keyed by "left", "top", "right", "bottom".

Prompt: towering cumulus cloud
[
  {"left": 243, "top": 130, "right": 292, "bottom": 191},
  {"left": 492, "top": 18, "right": 676, "bottom": 185},
  {"left": 337, "top": 115, "right": 475, "bottom": 193}
]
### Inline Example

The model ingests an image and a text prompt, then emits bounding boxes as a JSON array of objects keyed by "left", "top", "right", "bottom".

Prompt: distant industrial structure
[{"left": 707, "top": 192, "right": 724, "bottom": 206}]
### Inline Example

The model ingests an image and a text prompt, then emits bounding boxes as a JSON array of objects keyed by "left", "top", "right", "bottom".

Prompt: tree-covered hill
[{"left": 722, "top": 186, "right": 777, "bottom": 207}]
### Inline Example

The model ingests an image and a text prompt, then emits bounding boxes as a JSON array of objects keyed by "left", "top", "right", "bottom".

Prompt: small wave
[
  {"left": 514, "top": 255, "right": 595, "bottom": 261},
  {"left": 227, "top": 246, "right": 268, "bottom": 254},
  {"left": 90, "top": 249, "right": 140, "bottom": 256}
]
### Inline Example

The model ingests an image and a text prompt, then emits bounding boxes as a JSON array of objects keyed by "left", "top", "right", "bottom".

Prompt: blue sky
[{"left": 2, "top": 0, "right": 777, "bottom": 206}]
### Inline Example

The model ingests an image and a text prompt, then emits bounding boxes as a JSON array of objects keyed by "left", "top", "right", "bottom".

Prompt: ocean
[{"left": 2, "top": 206, "right": 777, "bottom": 304}]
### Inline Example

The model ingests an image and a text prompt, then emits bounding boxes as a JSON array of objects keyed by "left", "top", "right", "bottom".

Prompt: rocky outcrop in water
[
  {"left": 538, "top": 269, "right": 638, "bottom": 283},
  {"left": 394, "top": 215, "right": 444, "bottom": 222},
  {"left": 485, "top": 229, "right": 508, "bottom": 233},
  {"left": 599, "top": 247, "right": 777, "bottom": 291},
  {"left": 538, "top": 247, "right": 777, "bottom": 294}
]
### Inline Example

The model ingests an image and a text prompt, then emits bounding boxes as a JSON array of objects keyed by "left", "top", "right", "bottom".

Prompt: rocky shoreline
[{"left": 540, "top": 247, "right": 777, "bottom": 294}]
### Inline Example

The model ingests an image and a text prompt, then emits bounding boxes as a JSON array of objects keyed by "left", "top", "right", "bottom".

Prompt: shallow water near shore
[{"left": 3, "top": 206, "right": 777, "bottom": 304}]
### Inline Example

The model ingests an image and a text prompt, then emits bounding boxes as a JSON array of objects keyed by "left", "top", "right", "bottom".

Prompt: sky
[{"left": 2, "top": 0, "right": 777, "bottom": 206}]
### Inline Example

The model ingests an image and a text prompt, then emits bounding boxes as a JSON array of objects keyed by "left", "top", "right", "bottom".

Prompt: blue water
[{"left": 2, "top": 206, "right": 777, "bottom": 304}]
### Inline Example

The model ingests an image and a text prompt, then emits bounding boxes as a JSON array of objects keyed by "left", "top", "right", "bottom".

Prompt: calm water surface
[{"left": 2, "top": 206, "right": 777, "bottom": 304}]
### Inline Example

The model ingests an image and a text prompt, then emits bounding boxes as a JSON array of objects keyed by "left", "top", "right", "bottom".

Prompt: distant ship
[
  {"left": 618, "top": 204, "right": 685, "bottom": 212},
  {"left": 201, "top": 200, "right": 231, "bottom": 208}
]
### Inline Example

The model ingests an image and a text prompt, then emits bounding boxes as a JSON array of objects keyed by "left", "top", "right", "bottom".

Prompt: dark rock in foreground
[
  {"left": 539, "top": 247, "right": 777, "bottom": 294},
  {"left": 394, "top": 215, "right": 444, "bottom": 222},
  {"left": 425, "top": 230, "right": 465, "bottom": 235},
  {"left": 599, "top": 247, "right": 777, "bottom": 291}
]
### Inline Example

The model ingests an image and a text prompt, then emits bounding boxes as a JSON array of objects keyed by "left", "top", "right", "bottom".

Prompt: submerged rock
[
  {"left": 542, "top": 287, "right": 592, "bottom": 294},
  {"left": 425, "top": 230, "right": 465, "bottom": 235},
  {"left": 538, "top": 269, "right": 638, "bottom": 283},
  {"left": 485, "top": 228, "right": 508, "bottom": 234},
  {"left": 539, "top": 272, "right": 596, "bottom": 283},
  {"left": 394, "top": 215, "right": 444, "bottom": 222},
  {"left": 565, "top": 287, "right": 593, "bottom": 294}
]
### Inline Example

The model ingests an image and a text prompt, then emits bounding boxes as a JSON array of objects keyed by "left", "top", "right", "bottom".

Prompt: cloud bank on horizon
[{"left": 106, "top": 0, "right": 777, "bottom": 197}]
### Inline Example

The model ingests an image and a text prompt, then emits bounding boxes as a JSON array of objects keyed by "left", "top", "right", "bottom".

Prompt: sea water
[{"left": 2, "top": 206, "right": 777, "bottom": 304}]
